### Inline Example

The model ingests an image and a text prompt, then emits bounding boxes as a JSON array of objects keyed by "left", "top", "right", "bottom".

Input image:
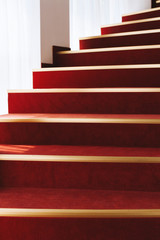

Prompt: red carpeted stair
[
  {"left": 101, "top": 17, "right": 160, "bottom": 34},
  {"left": 80, "top": 29, "right": 160, "bottom": 49},
  {"left": 8, "top": 88, "right": 160, "bottom": 114},
  {"left": 52, "top": 46, "right": 160, "bottom": 67},
  {"left": 33, "top": 65, "right": 160, "bottom": 88},
  {"left": 122, "top": 6, "right": 160, "bottom": 21},
  {"left": 1, "top": 6, "right": 160, "bottom": 240}
]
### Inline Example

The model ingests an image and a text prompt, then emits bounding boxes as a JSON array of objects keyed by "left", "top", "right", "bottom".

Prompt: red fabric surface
[
  {"left": 101, "top": 19, "right": 160, "bottom": 35},
  {"left": 1, "top": 144, "right": 160, "bottom": 156},
  {"left": 122, "top": 9, "right": 160, "bottom": 22},
  {"left": 33, "top": 68, "right": 160, "bottom": 89},
  {"left": 0, "top": 217, "right": 160, "bottom": 240},
  {"left": 56, "top": 48, "right": 160, "bottom": 67},
  {"left": 0, "top": 118, "right": 160, "bottom": 147},
  {"left": 0, "top": 160, "right": 160, "bottom": 190},
  {"left": 0, "top": 188, "right": 160, "bottom": 208},
  {"left": 8, "top": 91, "right": 160, "bottom": 114},
  {"left": 80, "top": 31, "right": 160, "bottom": 50},
  {"left": 1, "top": 9, "right": 160, "bottom": 238}
]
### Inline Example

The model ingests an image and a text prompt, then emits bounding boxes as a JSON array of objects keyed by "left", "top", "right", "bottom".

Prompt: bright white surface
[
  {"left": 0, "top": 0, "right": 41, "bottom": 114},
  {"left": 40, "top": 0, "right": 70, "bottom": 63},
  {"left": 70, "top": 0, "right": 151, "bottom": 50}
]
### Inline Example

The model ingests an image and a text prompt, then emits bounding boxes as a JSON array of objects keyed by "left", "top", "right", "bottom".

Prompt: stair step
[
  {"left": 0, "top": 188, "right": 160, "bottom": 209},
  {"left": 0, "top": 153, "right": 160, "bottom": 190},
  {"left": 122, "top": 7, "right": 160, "bottom": 22},
  {"left": 0, "top": 209, "right": 160, "bottom": 240},
  {"left": 101, "top": 17, "right": 160, "bottom": 35},
  {"left": 56, "top": 45, "right": 160, "bottom": 67},
  {"left": 1, "top": 144, "right": 160, "bottom": 156},
  {"left": 8, "top": 88, "right": 160, "bottom": 114},
  {"left": 0, "top": 114, "right": 160, "bottom": 147},
  {"left": 33, "top": 65, "right": 160, "bottom": 88},
  {"left": 80, "top": 29, "right": 160, "bottom": 50}
]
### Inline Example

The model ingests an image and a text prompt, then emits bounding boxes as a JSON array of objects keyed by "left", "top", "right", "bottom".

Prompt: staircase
[{"left": 1, "top": 6, "right": 160, "bottom": 240}]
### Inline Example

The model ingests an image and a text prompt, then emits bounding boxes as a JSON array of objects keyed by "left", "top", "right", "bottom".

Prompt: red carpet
[
  {"left": 54, "top": 46, "right": 160, "bottom": 67},
  {"left": 0, "top": 160, "right": 160, "bottom": 190},
  {"left": 101, "top": 17, "right": 160, "bottom": 35},
  {"left": 0, "top": 113, "right": 160, "bottom": 147},
  {"left": 33, "top": 66, "right": 160, "bottom": 88},
  {"left": 0, "top": 188, "right": 160, "bottom": 209},
  {"left": 122, "top": 7, "right": 160, "bottom": 21},
  {"left": 8, "top": 89, "right": 160, "bottom": 114},
  {"left": 80, "top": 30, "right": 160, "bottom": 50},
  {"left": 0, "top": 217, "right": 160, "bottom": 240},
  {"left": 1, "top": 6, "right": 160, "bottom": 240},
  {"left": 1, "top": 144, "right": 160, "bottom": 156}
]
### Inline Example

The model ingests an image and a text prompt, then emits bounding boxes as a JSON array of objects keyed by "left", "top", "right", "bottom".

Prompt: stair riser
[
  {"left": 8, "top": 92, "right": 160, "bottom": 114},
  {"left": 80, "top": 32, "right": 160, "bottom": 50},
  {"left": 33, "top": 68, "right": 160, "bottom": 88},
  {"left": 0, "top": 217, "right": 160, "bottom": 240},
  {"left": 56, "top": 48, "right": 160, "bottom": 67},
  {"left": 101, "top": 19, "right": 160, "bottom": 35},
  {"left": 122, "top": 9, "right": 160, "bottom": 22},
  {"left": 0, "top": 122, "right": 160, "bottom": 147},
  {"left": 0, "top": 160, "right": 160, "bottom": 191}
]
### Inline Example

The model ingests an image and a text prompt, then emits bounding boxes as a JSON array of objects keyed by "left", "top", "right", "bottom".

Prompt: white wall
[
  {"left": 70, "top": 0, "right": 151, "bottom": 50},
  {"left": 40, "top": 0, "right": 70, "bottom": 63},
  {"left": 0, "top": 0, "right": 41, "bottom": 114},
  {"left": 121, "top": 0, "right": 151, "bottom": 15}
]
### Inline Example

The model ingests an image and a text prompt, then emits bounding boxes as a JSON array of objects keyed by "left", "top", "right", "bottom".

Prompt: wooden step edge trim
[
  {"left": 1, "top": 155, "right": 160, "bottom": 163},
  {"left": 33, "top": 64, "right": 160, "bottom": 72},
  {"left": 1, "top": 118, "right": 160, "bottom": 124},
  {"left": 122, "top": 7, "right": 160, "bottom": 18},
  {"left": 157, "top": 0, "right": 160, "bottom": 3},
  {"left": 79, "top": 29, "right": 160, "bottom": 41},
  {"left": 0, "top": 208, "right": 160, "bottom": 218},
  {"left": 58, "top": 45, "right": 160, "bottom": 54},
  {"left": 101, "top": 16, "right": 160, "bottom": 29},
  {"left": 7, "top": 88, "right": 160, "bottom": 94}
]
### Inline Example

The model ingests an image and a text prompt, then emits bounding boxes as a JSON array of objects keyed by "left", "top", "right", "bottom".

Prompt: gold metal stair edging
[
  {"left": 0, "top": 208, "right": 160, "bottom": 218},
  {"left": 0, "top": 154, "right": 160, "bottom": 163}
]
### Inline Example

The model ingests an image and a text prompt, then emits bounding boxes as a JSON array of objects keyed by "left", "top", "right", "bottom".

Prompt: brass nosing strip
[
  {"left": 0, "top": 155, "right": 160, "bottom": 163},
  {"left": 33, "top": 64, "right": 160, "bottom": 72},
  {"left": 0, "top": 208, "right": 160, "bottom": 218},
  {"left": 7, "top": 88, "right": 160, "bottom": 94},
  {"left": 58, "top": 45, "right": 160, "bottom": 54},
  {"left": 0, "top": 118, "right": 160, "bottom": 124}
]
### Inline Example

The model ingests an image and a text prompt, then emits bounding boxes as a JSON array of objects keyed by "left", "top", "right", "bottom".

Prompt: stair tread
[
  {"left": 1, "top": 145, "right": 160, "bottom": 157},
  {"left": 80, "top": 29, "right": 160, "bottom": 40},
  {"left": 123, "top": 7, "right": 160, "bottom": 18},
  {"left": 0, "top": 187, "right": 160, "bottom": 209},
  {"left": 101, "top": 17, "right": 160, "bottom": 29}
]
